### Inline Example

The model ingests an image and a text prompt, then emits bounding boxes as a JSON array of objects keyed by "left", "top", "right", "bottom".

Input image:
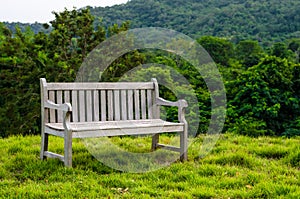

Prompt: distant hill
[
  {"left": 3, "top": 22, "right": 52, "bottom": 34},
  {"left": 3, "top": 0, "right": 300, "bottom": 46},
  {"left": 90, "top": 0, "right": 300, "bottom": 45}
]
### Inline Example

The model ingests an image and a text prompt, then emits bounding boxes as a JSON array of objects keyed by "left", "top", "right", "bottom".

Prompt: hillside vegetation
[
  {"left": 90, "top": 0, "right": 300, "bottom": 45},
  {"left": 0, "top": 134, "right": 299, "bottom": 198},
  {"left": 1, "top": 8, "right": 300, "bottom": 138},
  {"left": 3, "top": 0, "right": 300, "bottom": 46}
]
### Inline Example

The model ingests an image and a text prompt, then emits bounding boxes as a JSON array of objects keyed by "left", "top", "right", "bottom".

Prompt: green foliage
[
  {"left": 100, "top": 50, "right": 146, "bottom": 82},
  {"left": 288, "top": 39, "right": 300, "bottom": 63},
  {"left": 197, "top": 36, "right": 234, "bottom": 67},
  {"left": 48, "top": 8, "right": 106, "bottom": 82},
  {"left": 282, "top": 117, "right": 300, "bottom": 137},
  {"left": 235, "top": 40, "right": 265, "bottom": 68},
  {"left": 0, "top": 24, "right": 43, "bottom": 137},
  {"left": 226, "top": 56, "right": 300, "bottom": 136},
  {"left": 226, "top": 116, "right": 269, "bottom": 137},
  {"left": 270, "top": 42, "right": 295, "bottom": 61},
  {"left": 88, "top": 0, "right": 300, "bottom": 45},
  {"left": 0, "top": 134, "right": 299, "bottom": 198},
  {"left": 3, "top": 22, "right": 52, "bottom": 34}
]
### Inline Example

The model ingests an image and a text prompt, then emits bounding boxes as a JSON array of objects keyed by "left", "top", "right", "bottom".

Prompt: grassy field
[{"left": 0, "top": 133, "right": 299, "bottom": 198}]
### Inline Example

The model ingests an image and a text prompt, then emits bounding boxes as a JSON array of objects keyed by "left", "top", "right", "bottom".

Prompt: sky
[{"left": 0, "top": 0, "right": 129, "bottom": 23}]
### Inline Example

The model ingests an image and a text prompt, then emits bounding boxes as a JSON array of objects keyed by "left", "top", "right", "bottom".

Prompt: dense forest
[
  {"left": 4, "top": 0, "right": 300, "bottom": 46},
  {"left": 90, "top": 0, "right": 300, "bottom": 45},
  {"left": 0, "top": 2, "right": 300, "bottom": 138},
  {"left": 4, "top": 22, "right": 52, "bottom": 34}
]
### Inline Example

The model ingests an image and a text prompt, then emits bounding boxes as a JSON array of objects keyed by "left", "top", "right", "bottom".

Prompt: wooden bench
[{"left": 40, "top": 78, "right": 188, "bottom": 167}]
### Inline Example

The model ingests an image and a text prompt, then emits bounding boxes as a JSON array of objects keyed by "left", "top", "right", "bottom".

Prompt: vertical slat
[
  {"left": 72, "top": 90, "right": 78, "bottom": 122},
  {"left": 101, "top": 90, "right": 107, "bottom": 121},
  {"left": 134, "top": 90, "right": 140, "bottom": 119},
  {"left": 141, "top": 90, "right": 147, "bottom": 119},
  {"left": 108, "top": 90, "right": 113, "bottom": 121},
  {"left": 86, "top": 90, "right": 93, "bottom": 122},
  {"left": 57, "top": 90, "right": 63, "bottom": 122},
  {"left": 147, "top": 90, "right": 153, "bottom": 119},
  {"left": 45, "top": 109, "right": 49, "bottom": 123},
  {"left": 114, "top": 90, "right": 120, "bottom": 121},
  {"left": 64, "top": 90, "right": 70, "bottom": 122},
  {"left": 79, "top": 90, "right": 85, "bottom": 122},
  {"left": 152, "top": 78, "right": 160, "bottom": 119},
  {"left": 127, "top": 90, "right": 133, "bottom": 120},
  {"left": 49, "top": 91, "right": 56, "bottom": 123},
  {"left": 93, "top": 90, "right": 99, "bottom": 121},
  {"left": 64, "top": 90, "right": 70, "bottom": 103},
  {"left": 121, "top": 90, "right": 127, "bottom": 120}
]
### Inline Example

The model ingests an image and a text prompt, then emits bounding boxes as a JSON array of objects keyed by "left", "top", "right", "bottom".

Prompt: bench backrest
[{"left": 40, "top": 78, "right": 160, "bottom": 123}]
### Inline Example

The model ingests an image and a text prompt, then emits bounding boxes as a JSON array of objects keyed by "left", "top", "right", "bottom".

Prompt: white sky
[{"left": 0, "top": 0, "right": 129, "bottom": 23}]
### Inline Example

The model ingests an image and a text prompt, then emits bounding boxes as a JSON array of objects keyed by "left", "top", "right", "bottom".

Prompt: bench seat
[{"left": 45, "top": 119, "right": 184, "bottom": 138}]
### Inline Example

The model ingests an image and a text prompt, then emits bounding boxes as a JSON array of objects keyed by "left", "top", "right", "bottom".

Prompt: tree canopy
[{"left": 89, "top": 0, "right": 300, "bottom": 45}]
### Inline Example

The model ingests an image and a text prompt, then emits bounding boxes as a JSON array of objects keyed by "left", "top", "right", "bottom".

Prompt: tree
[
  {"left": 48, "top": 8, "right": 106, "bottom": 82},
  {"left": 226, "top": 56, "right": 300, "bottom": 136},
  {"left": 197, "top": 36, "right": 234, "bottom": 67},
  {"left": 0, "top": 25, "right": 42, "bottom": 137},
  {"left": 235, "top": 40, "right": 265, "bottom": 68},
  {"left": 270, "top": 42, "right": 294, "bottom": 61},
  {"left": 288, "top": 38, "right": 300, "bottom": 63}
]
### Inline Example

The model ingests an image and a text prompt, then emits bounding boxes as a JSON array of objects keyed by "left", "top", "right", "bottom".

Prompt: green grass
[{"left": 0, "top": 134, "right": 299, "bottom": 198}]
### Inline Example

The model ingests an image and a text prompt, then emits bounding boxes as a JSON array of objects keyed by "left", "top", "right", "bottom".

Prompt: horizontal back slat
[{"left": 46, "top": 82, "right": 154, "bottom": 90}]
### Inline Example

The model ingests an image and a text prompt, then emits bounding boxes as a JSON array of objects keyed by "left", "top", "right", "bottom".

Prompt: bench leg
[
  {"left": 64, "top": 131, "right": 73, "bottom": 167},
  {"left": 180, "top": 127, "right": 188, "bottom": 161},
  {"left": 40, "top": 132, "right": 49, "bottom": 160},
  {"left": 151, "top": 134, "right": 159, "bottom": 151}
]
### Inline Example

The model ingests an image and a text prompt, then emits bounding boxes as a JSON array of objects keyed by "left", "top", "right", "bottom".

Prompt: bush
[{"left": 227, "top": 116, "right": 270, "bottom": 137}]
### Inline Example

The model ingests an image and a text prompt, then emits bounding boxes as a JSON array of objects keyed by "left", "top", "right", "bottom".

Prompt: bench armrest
[
  {"left": 156, "top": 97, "right": 188, "bottom": 123},
  {"left": 156, "top": 97, "right": 188, "bottom": 108},
  {"left": 45, "top": 100, "right": 72, "bottom": 112},
  {"left": 44, "top": 100, "right": 72, "bottom": 131}
]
